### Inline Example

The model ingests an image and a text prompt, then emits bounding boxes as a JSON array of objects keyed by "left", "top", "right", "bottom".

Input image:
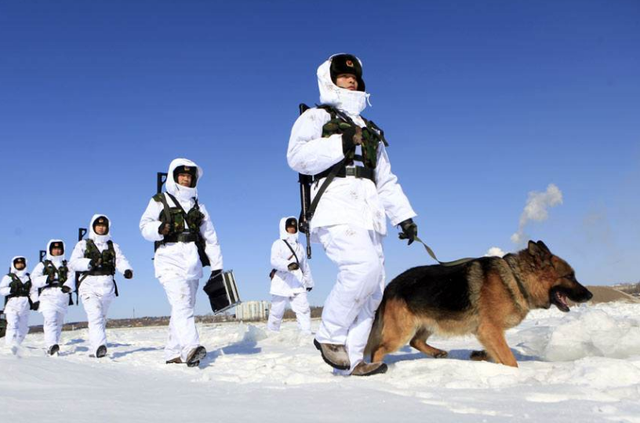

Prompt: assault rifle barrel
[{"left": 157, "top": 172, "right": 168, "bottom": 195}]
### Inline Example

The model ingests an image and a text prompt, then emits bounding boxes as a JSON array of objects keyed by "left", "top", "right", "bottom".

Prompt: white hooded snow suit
[
  {"left": 0, "top": 257, "right": 37, "bottom": 347},
  {"left": 31, "top": 240, "right": 75, "bottom": 350},
  {"left": 267, "top": 217, "right": 314, "bottom": 334},
  {"left": 287, "top": 55, "right": 416, "bottom": 373},
  {"left": 69, "top": 215, "right": 132, "bottom": 355},
  {"left": 139, "top": 158, "right": 223, "bottom": 362}
]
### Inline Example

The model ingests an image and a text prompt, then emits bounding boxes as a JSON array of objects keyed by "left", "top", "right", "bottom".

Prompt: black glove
[
  {"left": 61, "top": 286, "right": 71, "bottom": 294},
  {"left": 287, "top": 262, "right": 300, "bottom": 271},
  {"left": 399, "top": 219, "right": 418, "bottom": 245},
  {"left": 124, "top": 269, "right": 133, "bottom": 279},
  {"left": 158, "top": 222, "right": 172, "bottom": 235},
  {"left": 89, "top": 257, "right": 103, "bottom": 269},
  {"left": 30, "top": 301, "right": 40, "bottom": 311},
  {"left": 306, "top": 287, "right": 313, "bottom": 292},
  {"left": 341, "top": 125, "right": 363, "bottom": 154}
]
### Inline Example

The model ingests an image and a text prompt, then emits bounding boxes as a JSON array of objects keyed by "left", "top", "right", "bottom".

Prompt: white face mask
[
  {"left": 165, "top": 159, "right": 202, "bottom": 202},
  {"left": 317, "top": 57, "right": 370, "bottom": 117}
]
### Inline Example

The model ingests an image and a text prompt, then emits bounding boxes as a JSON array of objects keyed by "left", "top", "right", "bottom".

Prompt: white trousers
[
  {"left": 315, "top": 224, "right": 385, "bottom": 373},
  {"left": 160, "top": 276, "right": 200, "bottom": 361},
  {"left": 80, "top": 291, "right": 115, "bottom": 355},
  {"left": 39, "top": 290, "right": 69, "bottom": 348},
  {"left": 42, "top": 308, "right": 65, "bottom": 348},
  {"left": 4, "top": 305, "right": 30, "bottom": 347},
  {"left": 267, "top": 292, "right": 311, "bottom": 334}
]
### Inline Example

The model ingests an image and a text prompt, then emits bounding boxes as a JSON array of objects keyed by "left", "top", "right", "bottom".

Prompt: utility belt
[
  {"left": 314, "top": 165, "right": 375, "bottom": 183},
  {"left": 159, "top": 232, "right": 199, "bottom": 244},
  {"left": 6, "top": 292, "right": 29, "bottom": 299},
  {"left": 86, "top": 267, "right": 115, "bottom": 276},
  {"left": 40, "top": 283, "right": 74, "bottom": 305}
]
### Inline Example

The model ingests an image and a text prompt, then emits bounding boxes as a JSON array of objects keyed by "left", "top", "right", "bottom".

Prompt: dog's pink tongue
[{"left": 556, "top": 291, "right": 568, "bottom": 307}]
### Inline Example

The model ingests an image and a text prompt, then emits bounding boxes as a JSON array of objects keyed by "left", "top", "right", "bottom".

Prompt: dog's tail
[{"left": 364, "top": 296, "right": 387, "bottom": 360}]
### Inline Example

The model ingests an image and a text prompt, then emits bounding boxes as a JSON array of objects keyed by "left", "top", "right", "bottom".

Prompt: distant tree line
[{"left": 28, "top": 306, "right": 325, "bottom": 333}]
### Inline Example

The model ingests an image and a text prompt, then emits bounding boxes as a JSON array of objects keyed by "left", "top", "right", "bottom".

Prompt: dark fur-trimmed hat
[
  {"left": 173, "top": 165, "right": 198, "bottom": 188},
  {"left": 13, "top": 257, "right": 26, "bottom": 267},
  {"left": 285, "top": 217, "right": 298, "bottom": 230},
  {"left": 49, "top": 241, "right": 64, "bottom": 255},
  {"left": 93, "top": 216, "right": 110, "bottom": 234},
  {"left": 330, "top": 54, "right": 365, "bottom": 92}
]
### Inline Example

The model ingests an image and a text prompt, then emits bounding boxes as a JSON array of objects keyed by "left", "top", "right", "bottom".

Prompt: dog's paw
[
  {"left": 432, "top": 350, "right": 448, "bottom": 359},
  {"left": 469, "top": 350, "right": 489, "bottom": 361}
]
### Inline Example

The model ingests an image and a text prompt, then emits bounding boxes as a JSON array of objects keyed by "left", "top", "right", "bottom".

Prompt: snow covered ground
[{"left": 2, "top": 303, "right": 640, "bottom": 423}]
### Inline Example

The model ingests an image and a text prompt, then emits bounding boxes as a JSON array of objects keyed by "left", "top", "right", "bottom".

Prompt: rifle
[
  {"left": 75, "top": 227, "right": 87, "bottom": 305},
  {"left": 298, "top": 173, "right": 313, "bottom": 259},
  {"left": 297, "top": 103, "right": 314, "bottom": 259},
  {"left": 157, "top": 172, "right": 168, "bottom": 195}
]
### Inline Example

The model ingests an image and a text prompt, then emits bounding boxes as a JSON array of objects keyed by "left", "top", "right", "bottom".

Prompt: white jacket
[
  {"left": 31, "top": 240, "right": 75, "bottom": 313},
  {"left": 287, "top": 55, "right": 416, "bottom": 236},
  {"left": 69, "top": 215, "right": 132, "bottom": 297},
  {"left": 270, "top": 217, "right": 314, "bottom": 297},
  {"left": 139, "top": 158, "right": 223, "bottom": 280},
  {"left": 0, "top": 256, "right": 37, "bottom": 313}
]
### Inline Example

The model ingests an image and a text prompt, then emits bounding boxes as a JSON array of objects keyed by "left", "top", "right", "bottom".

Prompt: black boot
[
  {"left": 186, "top": 346, "right": 206, "bottom": 367},
  {"left": 96, "top": 345, "right": 107, "bottom": 358},
  {"left": 47, "top": 344, "right": 60, "bottom": 356}
]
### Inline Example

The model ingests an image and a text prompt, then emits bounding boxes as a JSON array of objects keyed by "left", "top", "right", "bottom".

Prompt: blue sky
[{"left": 1, "top": 0, "right": 638, "bottom": 322}]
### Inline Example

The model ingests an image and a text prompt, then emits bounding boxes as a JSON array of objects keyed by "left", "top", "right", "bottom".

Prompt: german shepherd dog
[{"left": 366, "top": 240, "right": 593, "bottom": 367}]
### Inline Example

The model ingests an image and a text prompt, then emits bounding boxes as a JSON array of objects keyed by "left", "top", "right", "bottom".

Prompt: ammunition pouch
[
  {"left": 153, "top": 192, "right": 211, "bottom": 267},
  {"left": 84, "top": 240, "right": 116, "bottom": 273},
  {"left": 43, "top": 260, "right": 69, "bottom": 286},
  {"left": 317, "top": 104, "right": 387, "bottom": 170},
  {"left": 186, "top": 208, "right": 204, "bottom": 230}
]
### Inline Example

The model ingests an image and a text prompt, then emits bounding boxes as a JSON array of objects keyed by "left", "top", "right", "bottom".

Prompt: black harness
[
  {"left": 302, "top": 103, "right": 387, "bottom": 223},
  {"left": 153, "top": 192, "right": 211, "bottom": 267},
  {"left": 4, "top": 273, "right": 32, "bottom": 307},
  {"left": 77, "top": 239, "right": 119, "bottom": 297}
]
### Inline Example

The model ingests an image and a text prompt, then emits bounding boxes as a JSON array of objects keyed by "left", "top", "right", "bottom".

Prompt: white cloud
[
  {"left": 511, "top": 184, "right": 563, "bottom": 245},
  {"left": 485, "top": 247, "right": 506, "bottom": 257}
]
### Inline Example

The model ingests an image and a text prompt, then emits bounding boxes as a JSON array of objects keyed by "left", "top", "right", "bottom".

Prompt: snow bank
[{"left": 1, "top": 303, "right": 640, "bottom": 423}]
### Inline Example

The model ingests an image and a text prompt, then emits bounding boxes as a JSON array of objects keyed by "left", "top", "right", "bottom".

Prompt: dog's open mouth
[{"left": 550, "top": 288, "right": 570, "bottom": 312}]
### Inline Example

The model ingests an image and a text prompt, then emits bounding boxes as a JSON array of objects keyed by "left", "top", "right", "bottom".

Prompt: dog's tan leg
[
  {"left": 371, "top": 300, "right": 415, "bottom": 362},
  {"left": 410, "top": 328, "right": 448, "bottom": 358},
  {"left": 476, "top": 324, "right": 518, "bottom": 367}
]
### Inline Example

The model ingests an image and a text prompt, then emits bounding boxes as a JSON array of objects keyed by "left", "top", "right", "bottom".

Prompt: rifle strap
[
  {"left": 306, "top": 158, "right": 347, "bottom": 221},
  {"left": 156, "top": 193, "right": 174, "bottom": 225},
  {"left": 282, "top": 240, "right": 300, "bottom": 268}
]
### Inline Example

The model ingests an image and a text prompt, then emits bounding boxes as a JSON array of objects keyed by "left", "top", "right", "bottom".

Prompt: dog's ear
[
  {"left": 536, "top": 240, "right": 551, "bottom": 255},
  {"left": 527, "top": 240, "right": 540, "bottom": 256},
  {"left": 528, "top": 240, "right": 552, "bottom": 266}
]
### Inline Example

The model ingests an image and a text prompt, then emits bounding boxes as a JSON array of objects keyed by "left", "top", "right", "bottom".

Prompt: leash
[{"left": 408, "top": 235, "right": 476, "bottom": 267}]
